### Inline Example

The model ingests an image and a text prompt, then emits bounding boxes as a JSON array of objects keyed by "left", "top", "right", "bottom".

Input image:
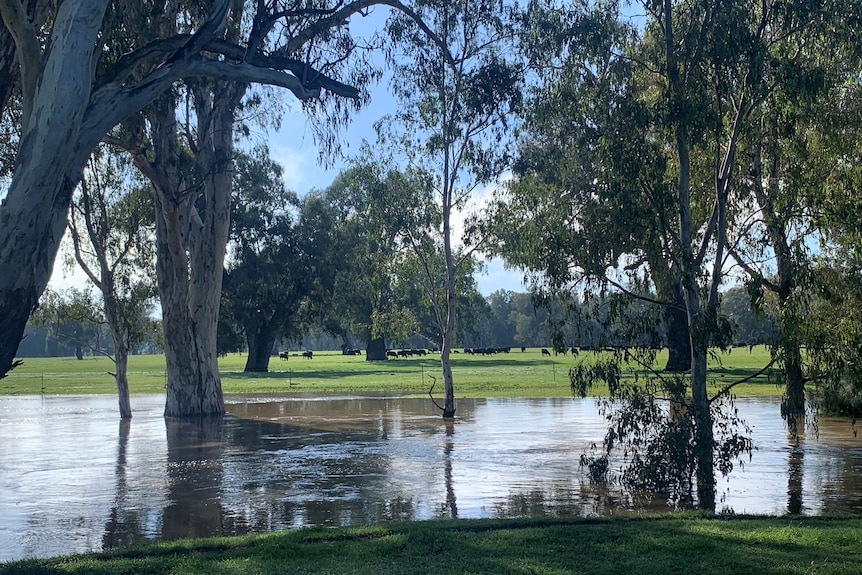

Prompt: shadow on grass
[
  {"left": 223, "top": 356, "right": 571, "bottom": 380},
  {"left": 4, "top": 516, "right": 860, "bottom": 574}
]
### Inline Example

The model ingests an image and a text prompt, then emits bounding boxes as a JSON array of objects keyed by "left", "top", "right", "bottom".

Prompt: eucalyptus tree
[
  {"left": 0, "top": 0, "right": 439, "bottom": 418},
  {"left": 381, "top": 0, "right": 523, "bottom": 418},
  {"left": 0, "top": 0, "right": 357, "bottom": 382},
  {"left": 29, "top": 289, "right": 104, "bottom": 361},
  {"left": 318, "top": 157, "right": 438, "bottom": 360},
  {"left": 727, "top": 5, "right": 862, "bottom": 418},
  {"left": 221, "top": 146, "right": 311, "bottom": 373},
  {"left": 491, "top": 2, "right": 687, "bottom": 368},
  {"left": 492, "top": 0, "right": 848, "bottom": 510},
  {"left": 67, "top": 145, "right": 156, "bottom": 419}
]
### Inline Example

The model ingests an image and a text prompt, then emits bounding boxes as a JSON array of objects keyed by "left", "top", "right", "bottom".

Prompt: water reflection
[
  {"left": 0, "top": 394, "right": 861, "bottom": 562},
  {"left": 442, "top": 421, "right": 457, "bottom": 518},
  {"left": 787, "top": 419, "right": 804, "bottom": 515}
]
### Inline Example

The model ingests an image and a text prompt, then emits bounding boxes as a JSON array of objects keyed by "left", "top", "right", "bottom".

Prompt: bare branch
[
  {"left": 164, "top": 0, "right": 231, "bottom": 64},
  {"left": 604, "top": 275, "right": 684, "bottom": 311},
  {"left": 709, "top": 357, "right": 775, "bottom": 403},
  {"left": 726, "top": 246, "right": 779, "bottom": 293},
  {"left": 207, "top": 38, "right": 361, "bottom": 99}
]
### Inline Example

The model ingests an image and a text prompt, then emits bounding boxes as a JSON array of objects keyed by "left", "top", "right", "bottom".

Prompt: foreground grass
[
  {"left": 2, "top": 347, "right": 782, "bottom": 398},
  {"left": 2, "top": 516, "right": 860, "bottom": 574}
]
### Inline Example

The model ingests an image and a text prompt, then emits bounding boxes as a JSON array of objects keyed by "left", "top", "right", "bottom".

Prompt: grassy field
[
  {"left": 1, "top": 516, "right": 860, "bottom": 574},
  {"left": 1, "top": 346, "right": 782, "bottom": 398}
]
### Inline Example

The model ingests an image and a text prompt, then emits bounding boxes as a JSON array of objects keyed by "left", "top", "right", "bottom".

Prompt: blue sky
[
  {"left": 265, "top": 101, "right": 529, "bottom": 297},
  {"left": 49, "top": 5, "right": 531, "bottom": 297},
  {"left": 49, "top": 84, "right": 529, "bottom": 297}
]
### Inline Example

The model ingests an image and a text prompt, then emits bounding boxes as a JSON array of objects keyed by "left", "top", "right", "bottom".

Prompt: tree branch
[
  {"left": 709, "top": 357, "right": 775, "bottom": 403},
  {"left": 0, "top": 0, "right": 41, "bottom": 124},
  {"left": 726, "top": 246, "right": 779, "bottom": 293},
  {"left": 207, "top": 38, "right": 361, "bottom": 99},
  {"left": 84, "top": 56, "right": 321, "bottom": 148},
  {"left": 163, "top": 0, "right": 231, "bottom": 64},
  {"left": 604, "top": 275, "right": 684, "bottom": 311}
]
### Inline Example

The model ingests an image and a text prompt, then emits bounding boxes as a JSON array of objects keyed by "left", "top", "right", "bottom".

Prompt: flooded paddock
[{"left": 0, "top": 393, "right": 860, "bottom": 561}]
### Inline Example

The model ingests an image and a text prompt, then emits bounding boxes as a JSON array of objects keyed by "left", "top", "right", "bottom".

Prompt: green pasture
[
  {"left": 2, "top": 346, "right": 782, "bottom": 398},
  {"left": 2, "top": 516, "right": 860, "bottom": 574}
]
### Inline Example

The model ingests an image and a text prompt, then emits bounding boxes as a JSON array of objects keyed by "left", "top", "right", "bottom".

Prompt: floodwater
[{"left": 0, "top": 394, "right": 861, "bottom": 562}]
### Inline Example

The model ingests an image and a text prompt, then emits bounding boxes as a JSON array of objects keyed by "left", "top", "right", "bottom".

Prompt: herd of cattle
[{"left": 277, "top": 346, "right": 587, "bottom": 359}]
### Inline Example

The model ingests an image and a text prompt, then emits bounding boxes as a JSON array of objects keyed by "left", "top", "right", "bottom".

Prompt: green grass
[
  {"left": 2, "top": 516, "right": 860, "bottom": 574},
  {"left": 1, "top": 346, "right": 783, "bottom": 397}
]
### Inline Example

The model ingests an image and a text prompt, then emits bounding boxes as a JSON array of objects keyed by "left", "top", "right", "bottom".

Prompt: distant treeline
[{"left": 17, "top": 285, "right": 776, "bottom": 358}]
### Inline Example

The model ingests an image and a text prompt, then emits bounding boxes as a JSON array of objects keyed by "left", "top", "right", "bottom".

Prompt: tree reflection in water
[
  {"left": 787, "top": 417, "right": 805, "bottom": 515},
  {"left": 162, "top": 416, "right": 229, "bottom": 540},
  {"left": 442, "top": 421, "right": 458, "bottom": 518},
  {"left": 1, "top": 395, "right": 862, "bottom": 562}
]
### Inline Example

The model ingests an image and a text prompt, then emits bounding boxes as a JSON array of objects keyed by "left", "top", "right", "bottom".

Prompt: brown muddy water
[{"left": 0, "top": 394, "right": 860, "bottom": 561}]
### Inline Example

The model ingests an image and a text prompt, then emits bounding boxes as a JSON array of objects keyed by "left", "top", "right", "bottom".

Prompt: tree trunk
[
  {"left": 244, "top": 327, "right": 275, "bottom": 372},
  {"left": 0, "top": 1, "right": 109, "bottom": 378},
  {"left": 664, "top": 0, "right": 716, "bottom": 512},
  {"left": 366, "top": 335, "right": 387, "bottom": 361},
  {"left": 105, "top": 290, "right": 133, "bottom": 418},
  {"left": 157, "top": 187, "right": 224, "bottom": 416},
  {"left": 143, "top": 79, "right": 239, "bottom": 417},
  {"left": 664, "top": 280, "right": 691, "bottom": 372},
  {"left": 689, "top": 337, "right": 716, "bottom": 511},
  {"left": 0, "top": 168, "right": 80, "bottom": 377},
  {"left": 114, "top": 341, "right": 133, "bottom": 420},
  {"left": 440, "top": 221, "right": 457, "bottom": 420},
  {"left": 440, "top": 342, "right": 455, "bottom": 418},
  {"left": 781, "top": 338, "right": 806, "bottom": 417},
  {"left": 750, "top": 128, "right": 807, "bottom": 418}
]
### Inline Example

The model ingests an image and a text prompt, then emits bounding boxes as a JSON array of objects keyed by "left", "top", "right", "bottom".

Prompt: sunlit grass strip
[
  {"left": 1, "top": 347, "right": 779, "bottom": 398},
  {"left": 1, "top": 516, "right": 859, "bottom": 574}
]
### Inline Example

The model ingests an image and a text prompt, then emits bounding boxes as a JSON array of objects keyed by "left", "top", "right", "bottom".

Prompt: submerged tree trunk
[
  {"left": 755, "top": 138, "right": 807, "bottom": 418},
  {"left": 440, "top": 303, "right": 456, "bottom": 419},
  {"left": 130, "top": 62, "right": 240, "bottom": 417},
  {"left": 439, "top": 160, "right": 457, "bottom": 419},
  {"left": 782, "top": 343, "right": 806, "bottom": 417},
  {"left": 688, "top": 335, "right": 716, "bottom": 511},
  {"left": 156, "top": 187, "right": 224, "bottom": 416},
  {"left": 140, "top": 100, "right": 226, "bottom": 417},
  {"left": 114, "top": 341, "right": 133, "bottom": 419}
]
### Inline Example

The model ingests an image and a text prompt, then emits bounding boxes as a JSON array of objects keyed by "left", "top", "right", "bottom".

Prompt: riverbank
[
  {"left": 1, "top": 515, "right": 859, "bottom": 574},
  {"left": 2, "top": 346, "right": 779, "bottom": 398}
]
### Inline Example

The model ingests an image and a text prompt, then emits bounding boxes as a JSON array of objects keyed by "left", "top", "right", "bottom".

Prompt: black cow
[
  {"left": 279, "top": 351, "right": 289, "bottom": 361},
  {"left": 541, "top": 348, "right": 551, "bottom": 356},
  {"left": 302, "top": 350, "right": 313, "bottom": 359},
  {"left": 386, "top": 350, "right": 398, "bottom": 359}
]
